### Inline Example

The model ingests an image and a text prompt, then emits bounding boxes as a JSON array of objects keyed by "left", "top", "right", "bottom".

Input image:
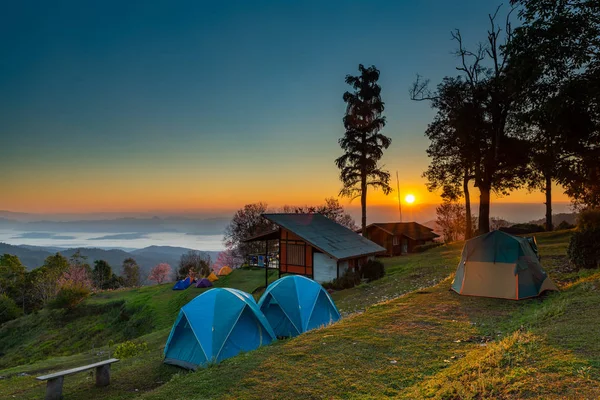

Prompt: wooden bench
[{"left": 36, "top": 358, "right": 119, "bottom": 400}]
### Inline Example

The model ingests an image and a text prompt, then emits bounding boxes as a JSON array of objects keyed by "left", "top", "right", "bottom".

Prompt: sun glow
[{"left": 405, "top": 194, "right": 416, "bottom": 204}]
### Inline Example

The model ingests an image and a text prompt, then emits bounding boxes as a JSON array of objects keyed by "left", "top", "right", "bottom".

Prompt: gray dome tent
[{"left": 451, "top": 231, "right": 558, "bottom": 300}]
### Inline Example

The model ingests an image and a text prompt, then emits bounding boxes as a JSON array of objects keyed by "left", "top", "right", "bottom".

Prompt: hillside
[
  {"left": 0, "top": 243, "right": 220, "bottom": 279},
  {"left": 1, "top": 231, "right": 599, "bottom": 399}
]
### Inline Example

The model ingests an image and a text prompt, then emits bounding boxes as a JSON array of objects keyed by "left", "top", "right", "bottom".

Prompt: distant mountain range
[
  {"left": 528, "top": 213, "right": 578, "bottom": 226},
  {"left": 0, "top": 243, "right": 221, "bottom": 283},
  {"left": 0, "top": 211, "right": 230, "bottom": 235}
]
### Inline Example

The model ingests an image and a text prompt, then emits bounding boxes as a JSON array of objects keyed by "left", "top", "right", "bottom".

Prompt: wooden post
[
  {"left": 96, "top": 364, "right": 111, "bottom": 387},
  {"left": 265, "top": 239, "right": 269, "bottom": 289},
  {"left": 45, "top": 377, "right": 64, "bottom": 400}
]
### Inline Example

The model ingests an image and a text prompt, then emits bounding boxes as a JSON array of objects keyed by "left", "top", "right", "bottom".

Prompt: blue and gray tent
[
  {"left": 258, "top": 275, "right": 341, "bottom": 338},
  {"left": 172, "top": 277, "right": 192, "bottom": 290},
  {"left": 451, "top": 230, "right": 558, "bottom": 300},
  {"left": 163, "top": 288, "right": 276, "bottom": 370}
]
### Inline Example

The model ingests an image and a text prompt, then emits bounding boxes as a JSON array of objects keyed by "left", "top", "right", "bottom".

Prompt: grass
[
  {"left": 1, "top": 229, "right": 599, "bottom": 399},
  {"left": 0, "top": 268, "right": 278, "bottom": 369}
]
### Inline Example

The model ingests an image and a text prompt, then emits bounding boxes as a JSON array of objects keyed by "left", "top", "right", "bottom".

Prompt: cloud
[{"left": 89, "top": 233, "right": 148, "bottom": 241}]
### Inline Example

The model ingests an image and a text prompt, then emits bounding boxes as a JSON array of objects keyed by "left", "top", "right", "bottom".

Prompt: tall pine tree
[{"left": 336, "top": 64, "right": 392, "bottom": 235}]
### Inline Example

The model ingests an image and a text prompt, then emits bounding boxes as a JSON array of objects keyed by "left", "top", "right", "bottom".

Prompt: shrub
[
  {"left": 576, "top": 208, "right": 600, "bottom": 231},
  {"left": 49, "top": 285, "right": 90, "bottom": 310},
  {"left": 113, "top": 340, "right": 148, "bottom": 359},
  {"left": 500, "top": 224, "right": 545, "bottom": 234},
  {"left": 322, "top": 270, "right": 361, "bottom": 291},
  {"left": 413, "top": 242, "right": 444, "bottom": 253},
  {"left": 568, "top": 208, "right": 600, "bottom": 270},
  {"left": 0, "top": 294, "right": 21, "bottom": 325},
  {"left": 556, "top": 220, "right": 575, "bottom": 230},
  {"left": 361, "top": 259, "right": 385, "bottom": 282}
]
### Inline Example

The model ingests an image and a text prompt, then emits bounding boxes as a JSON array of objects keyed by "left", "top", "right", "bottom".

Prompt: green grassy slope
[
  {"left": 0, "top": 268, "right": 278, "bottom": 369},
  {"left": 2, "top": 230, "right": 599, "bottom": 399}
]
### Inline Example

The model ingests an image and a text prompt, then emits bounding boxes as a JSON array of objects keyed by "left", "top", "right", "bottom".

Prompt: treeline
[
  {"left": 411, "top": 0, "right": 599, "bottom": 236},
  {"left": 0, "top": 251, "right": 142, "bottom": 324}
]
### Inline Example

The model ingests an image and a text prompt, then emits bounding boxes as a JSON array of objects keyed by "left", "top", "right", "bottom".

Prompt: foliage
[
  {"left": 122, "top": 258, "right": 141, "bottom": 287},
  {"left": 413, "top": 242, "right": 444, "bottom": 253},
  {"left": 69, "top": 250, "right": 91, "bottom": 274},
  {"left": 92, "top": 260, "right": 114, "bottom": 290},
  {"left": 336, "top": 64, "right": 392, "bottom": 234},
  {"left": 0, "top": 254, "right": 26, "bottom": 302},
  {"left": 148, "top": 263, "right": 171, "bottom": 285},
  {"left": 29, "top": 253, "right": 70, "bottom": 307},
  {"left": 322, "top": 270, "right": 362, "bottom": 291},
  {"left": 556, "top": 220, "right": 575, "bottom": 230},
  {"left": 500, "top": 223, "right": 545, "bottom": 235},
  {"left": 436, "top": 201, "right": 466, "bottom": 242},
  {"left": 177, "top": 251, "right": 211, "bottom": 280},
  {"left": 576, "top": 208, "right": 600, "bottom": 231},
  {"left": 212, "top": 249, "right": 242, "bottom": 273},
  {"left": 113, "top": 340, "right": 149, "bottom": 359},
  {"left": 412, "top": 9, "right": 533, "bottom": 234},
  {"left": 58, "top": 265, "right": 93, "bottom": 290},
  {"left": 0, "top": 294, "right": 21, "bottom": 325},
  {"left": 223, "top": 202, "right": 274, "bottom": 260},
  {"left": 568, "top": 209, "right": 600, "bottom": 269},
  {"left": 282, "top": 197, "right": 358, "bottom": 231},
  {"left": 510, "top": 0, "right": 600, "bottom": 212},
  {"left": 49, "top": 285, "right": 90, "bottom": 310},
  {"left": 360, "top": 259, "right": 385, "bottom": 282}
]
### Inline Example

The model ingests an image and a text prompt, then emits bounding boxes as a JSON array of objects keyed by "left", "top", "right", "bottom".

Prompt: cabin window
[
  {"left": 393, "top": 236, "right": 400, "bottom": 246},
  {"left": 287, "top": 244, "right": 305, "bottom": 265}
]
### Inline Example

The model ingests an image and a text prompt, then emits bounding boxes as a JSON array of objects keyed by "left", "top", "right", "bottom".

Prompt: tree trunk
[
  {"left": 544, "top": 174, "right": 553, "bottom": 231},
  {"left": 478, "top": 186, "right": 491, "bottom": 233},
  {"left": 463, "top": 173, "right": 472, "bottom": 239},
  {"left": 361, "top": 178, "right": 367, "bottom": 236}
]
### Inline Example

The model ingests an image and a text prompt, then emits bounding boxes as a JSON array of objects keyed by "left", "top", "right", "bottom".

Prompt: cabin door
[{"left": 402, "top": 239, "right": 408, "bottom": 254}]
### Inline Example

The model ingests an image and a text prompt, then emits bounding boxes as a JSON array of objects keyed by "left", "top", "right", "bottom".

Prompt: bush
[
  {"left": 113, "top": 340, "right": 149, "bottom": 359},
  {"left": 361, "top": 259, "right": 385, "bottom": 282},
  {"left": 556, "top": 220, "right": 575, "bottom": 230},
  {"left": 568, "top": 208, "right": 600, "bottom": 270},
  {"left": 500, "top": 224, "right": 545, "bottom": 234},
  {"left": 0, "top": 294, "right": 21, "bottom": 325},
  {"left": 49, "top": 285, "right": 90, "bottom": 310},
  {"left": 413, "top": 242, "right": 444, "bottom": 253},
  {"left": 322, "top": 270, "right": 361, "bottom": 291},
  {"left": 577, "top": 208, "right": 600, "bottom": 231}
]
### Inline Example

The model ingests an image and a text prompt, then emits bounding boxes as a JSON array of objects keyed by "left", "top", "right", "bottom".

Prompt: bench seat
[{"left": 36, "top": 358, "right": 119, "bottom": 400}]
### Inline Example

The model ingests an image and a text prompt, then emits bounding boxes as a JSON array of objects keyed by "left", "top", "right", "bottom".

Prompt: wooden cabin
[
  {"left": 364, "top": 222, "right": 439, "bottom": 256},
  {"left": 244, "top": 213, "right": 386, "bottom": 283}
]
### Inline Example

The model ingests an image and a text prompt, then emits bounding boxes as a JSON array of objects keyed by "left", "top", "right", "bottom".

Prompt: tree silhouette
[
  {"left": 412, "top": 8, "right": 531, "bottom": 234},
  {"left": 336, "top": 64, "right": 391, "bottom": 234},
  {"left": 510, "top": 0, "right": 600, "bottom": 213}
]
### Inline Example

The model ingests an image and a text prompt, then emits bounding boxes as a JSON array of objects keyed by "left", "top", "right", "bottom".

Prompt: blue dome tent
[
  {"left": 258, "top": 275, "right": 341, "bottom": 338},
  {"left": 172, "top": 277, "right": 192, "bottom": 290},
  {"left": 163, "top": 288, "right": 276, "bottom": 370}
]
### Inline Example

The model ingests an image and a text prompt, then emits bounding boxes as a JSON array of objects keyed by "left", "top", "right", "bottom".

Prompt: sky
[{"left": 0, "top": 0, "right": 571, "bottom": 215}]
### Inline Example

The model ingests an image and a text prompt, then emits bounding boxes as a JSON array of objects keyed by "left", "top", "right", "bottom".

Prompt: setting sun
[{"left": 405, "top": 194, "right": 416, "bottom": 204}]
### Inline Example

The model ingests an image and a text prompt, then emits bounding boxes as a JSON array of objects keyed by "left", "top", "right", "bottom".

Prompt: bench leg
[
  {"left": 96, "top": 364, "right": 111, "bottom": 387},
  {"left": 45, "top": 376, "right": 64, "bottom": 400}
]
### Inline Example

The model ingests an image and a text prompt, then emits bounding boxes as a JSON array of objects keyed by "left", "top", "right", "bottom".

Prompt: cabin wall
[
  {"left": 279, "top": 228, "right": 313, "bottom": 277},
  {"left": 366, "top": 227, "right": 393, "bottom": 256}
]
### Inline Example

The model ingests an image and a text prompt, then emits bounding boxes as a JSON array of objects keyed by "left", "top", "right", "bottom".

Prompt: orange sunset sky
[{"left": 0, "top": 0, "right": 572, "bottom": 216}]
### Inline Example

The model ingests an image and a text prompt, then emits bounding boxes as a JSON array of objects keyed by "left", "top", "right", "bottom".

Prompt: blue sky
[{"left": 1, "top": 0, "right": 556, "bottom": 213}]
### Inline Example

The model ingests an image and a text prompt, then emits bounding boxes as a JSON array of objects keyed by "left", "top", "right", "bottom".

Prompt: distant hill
[
  {"left": 0, "top": 243, "right": 221, "bottom": 284},
  {"left": 528, "top": 212, "right": 578, "bottom": 226}
]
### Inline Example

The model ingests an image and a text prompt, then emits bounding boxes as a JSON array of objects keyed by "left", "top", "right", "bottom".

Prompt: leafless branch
[{"left": 409, "top": 74, "right": 437, "bottom": 101}]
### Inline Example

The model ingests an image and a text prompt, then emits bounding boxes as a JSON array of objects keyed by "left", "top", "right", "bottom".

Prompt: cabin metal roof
[
  {"left": 262, "top": 213, "right": 386, "bottom": 261},
  {"left": 367, "top": 222, "right": 440, "bottom": 241}
]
